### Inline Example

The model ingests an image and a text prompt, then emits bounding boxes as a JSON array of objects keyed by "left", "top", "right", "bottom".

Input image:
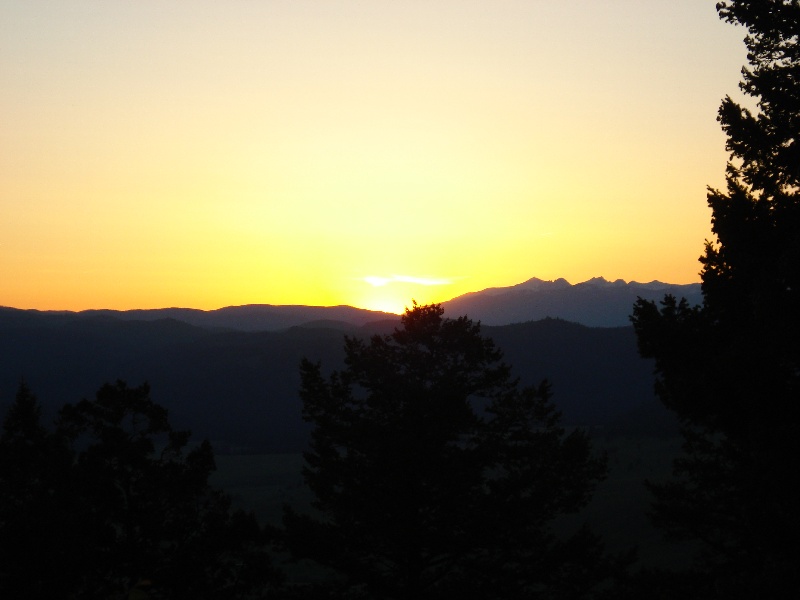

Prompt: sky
[{"left": 1, "top": 1, "right": 747, "bottom": 314}]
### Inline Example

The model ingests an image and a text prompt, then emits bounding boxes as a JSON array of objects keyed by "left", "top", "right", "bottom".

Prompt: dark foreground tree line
[
  {"left": 0, "top": 303, "right": 628, "bottom": 599},
  {"left": 0, "top": 380, "right": 282, "bottom": 599}
]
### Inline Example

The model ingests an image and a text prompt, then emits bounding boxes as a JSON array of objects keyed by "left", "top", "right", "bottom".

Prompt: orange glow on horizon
[{"left": 0, "top": 1, "right": 745, "bottom": 312}]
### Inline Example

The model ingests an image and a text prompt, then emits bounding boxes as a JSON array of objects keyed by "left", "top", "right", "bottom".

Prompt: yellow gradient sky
[{"left": 1, "top": 1, "right": 746, "bottom": 314}]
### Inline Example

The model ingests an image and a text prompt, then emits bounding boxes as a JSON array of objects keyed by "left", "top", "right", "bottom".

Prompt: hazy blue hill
[
  {"left": 137, "top": 326, "right": 349, "bottom": 452},
  {"left": 358, "top": 318, "right": 402, "bottom": 336},
  {"left": 0, "top": 308, "right": 662, "bottom": 452},
  {"left": 1, "top": 304, "right": 397, "bottom": 334},
  {"left": 295, "top": 319, "right": 362, "bottom": 331},
  {"left": 486, "top": 319, "right": 659, "bottom": 425},
  {"left": 444, "top": 276, "right": 702, "bottom": 327},
  {"left": 65, "top": 305, "right": 395, "bottom": 332},
  {"left": 207, "top": 304, "right": 396, "bottom": 331},
  {"left": 0, "top": 312, "right": 212, "bottom": 414},
  {"left": 77, "top": 307, "right": 209, "bottom": 324},
  {"left": 0, "top": 307, "right": 82, "bottom": 330}
]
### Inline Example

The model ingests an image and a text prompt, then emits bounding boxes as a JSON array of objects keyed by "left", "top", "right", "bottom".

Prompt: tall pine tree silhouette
[
  {"left": 632, "top": 1, "right": 800, "bottom": 597},
  {"left": 282, "top": 303, "right": 612, "bottom": 600}
]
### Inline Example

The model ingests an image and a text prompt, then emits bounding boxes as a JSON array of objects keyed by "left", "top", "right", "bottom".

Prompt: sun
[
  {"left": 364, "top": 298, "right": 406, "bottom": 315},
  {"left": 357, "top": 282, "right": 409, "bottom": 315},
  {"left": 354, "top": 275, "right": 456, "bottom": 315}
]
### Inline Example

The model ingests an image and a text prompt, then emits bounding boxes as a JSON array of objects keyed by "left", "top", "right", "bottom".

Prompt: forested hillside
[{"left": 0, "top": 310, "right": 664, "bottom": 452}]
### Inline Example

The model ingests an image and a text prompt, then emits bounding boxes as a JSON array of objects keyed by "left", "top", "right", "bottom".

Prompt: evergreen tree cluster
[
  {"left": 281, "top": 303, "right": 617, "bottom": 599},
  {"left": 1, "top": 307, "right": 619, "bottom": 600},
  {"left": 0, "top": 381, "right": 281, "bottom": 599},
  {"left": 632, "top": 1, "right": 800, "bottom": 597}
]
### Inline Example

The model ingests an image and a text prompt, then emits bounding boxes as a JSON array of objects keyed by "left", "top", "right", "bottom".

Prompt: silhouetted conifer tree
[
  {"left": 631, "top": 1, "right": 800, "bottom": 597},
  {"left": 0, "top": 382, "right": 81, "bottom": 597},
  {"left": 0, "top": 380, "right": 282, "bottom": 599},
  {"left": 282, "top": 303, "right": 613, "bottom": 599}
]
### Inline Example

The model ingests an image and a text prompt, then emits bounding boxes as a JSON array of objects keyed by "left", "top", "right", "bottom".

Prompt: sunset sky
[{"left": 1, "top": 1, "right": 747, "bottom": 314}]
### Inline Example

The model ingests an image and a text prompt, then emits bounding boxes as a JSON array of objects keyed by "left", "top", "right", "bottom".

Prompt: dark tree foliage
[
  {"left": 0, "top": 382, "right": 80, "bottom": 597},
  {"left": 0, "top": 380, "right": 282, "bottom": 599},
  {"left": 282, "top": 303, "right": 612, "bottom": 600},
  {"left": 631, "top": 1, "right": 800, "bottom": 597}
]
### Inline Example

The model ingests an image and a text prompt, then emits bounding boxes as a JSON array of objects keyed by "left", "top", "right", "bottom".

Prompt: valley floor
[{"left": 210, "top": 432, "right": 695, "bottom": 572}]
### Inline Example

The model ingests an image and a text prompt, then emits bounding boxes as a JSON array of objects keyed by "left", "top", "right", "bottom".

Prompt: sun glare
[
  {"left": 356, "top": 275, "right": 456, "bottom": 315},
  {"left": 365, "top": 299, "right": 406, "bottom": 315}
]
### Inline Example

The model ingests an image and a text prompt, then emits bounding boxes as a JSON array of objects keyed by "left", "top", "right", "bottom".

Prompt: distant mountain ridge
[
  {"left": 443, "top": 276, "right": 702, "bottom": 327},
  {"left": 1, "top": 276, "right": 702, "bottom": 330},
  {"left": 0, "top": 304, "right": 397, "bottom": 333}
]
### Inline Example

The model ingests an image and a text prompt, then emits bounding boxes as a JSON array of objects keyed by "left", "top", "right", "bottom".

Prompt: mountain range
[
  {"left": 2, "top": 276, "right": 702, "bottom": 331},
  {"left": 0, "top": 276, "right": 696, "bottom": 451},
  {"left": 443, "top": 276, "right": 702, "bottom": 327}
]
